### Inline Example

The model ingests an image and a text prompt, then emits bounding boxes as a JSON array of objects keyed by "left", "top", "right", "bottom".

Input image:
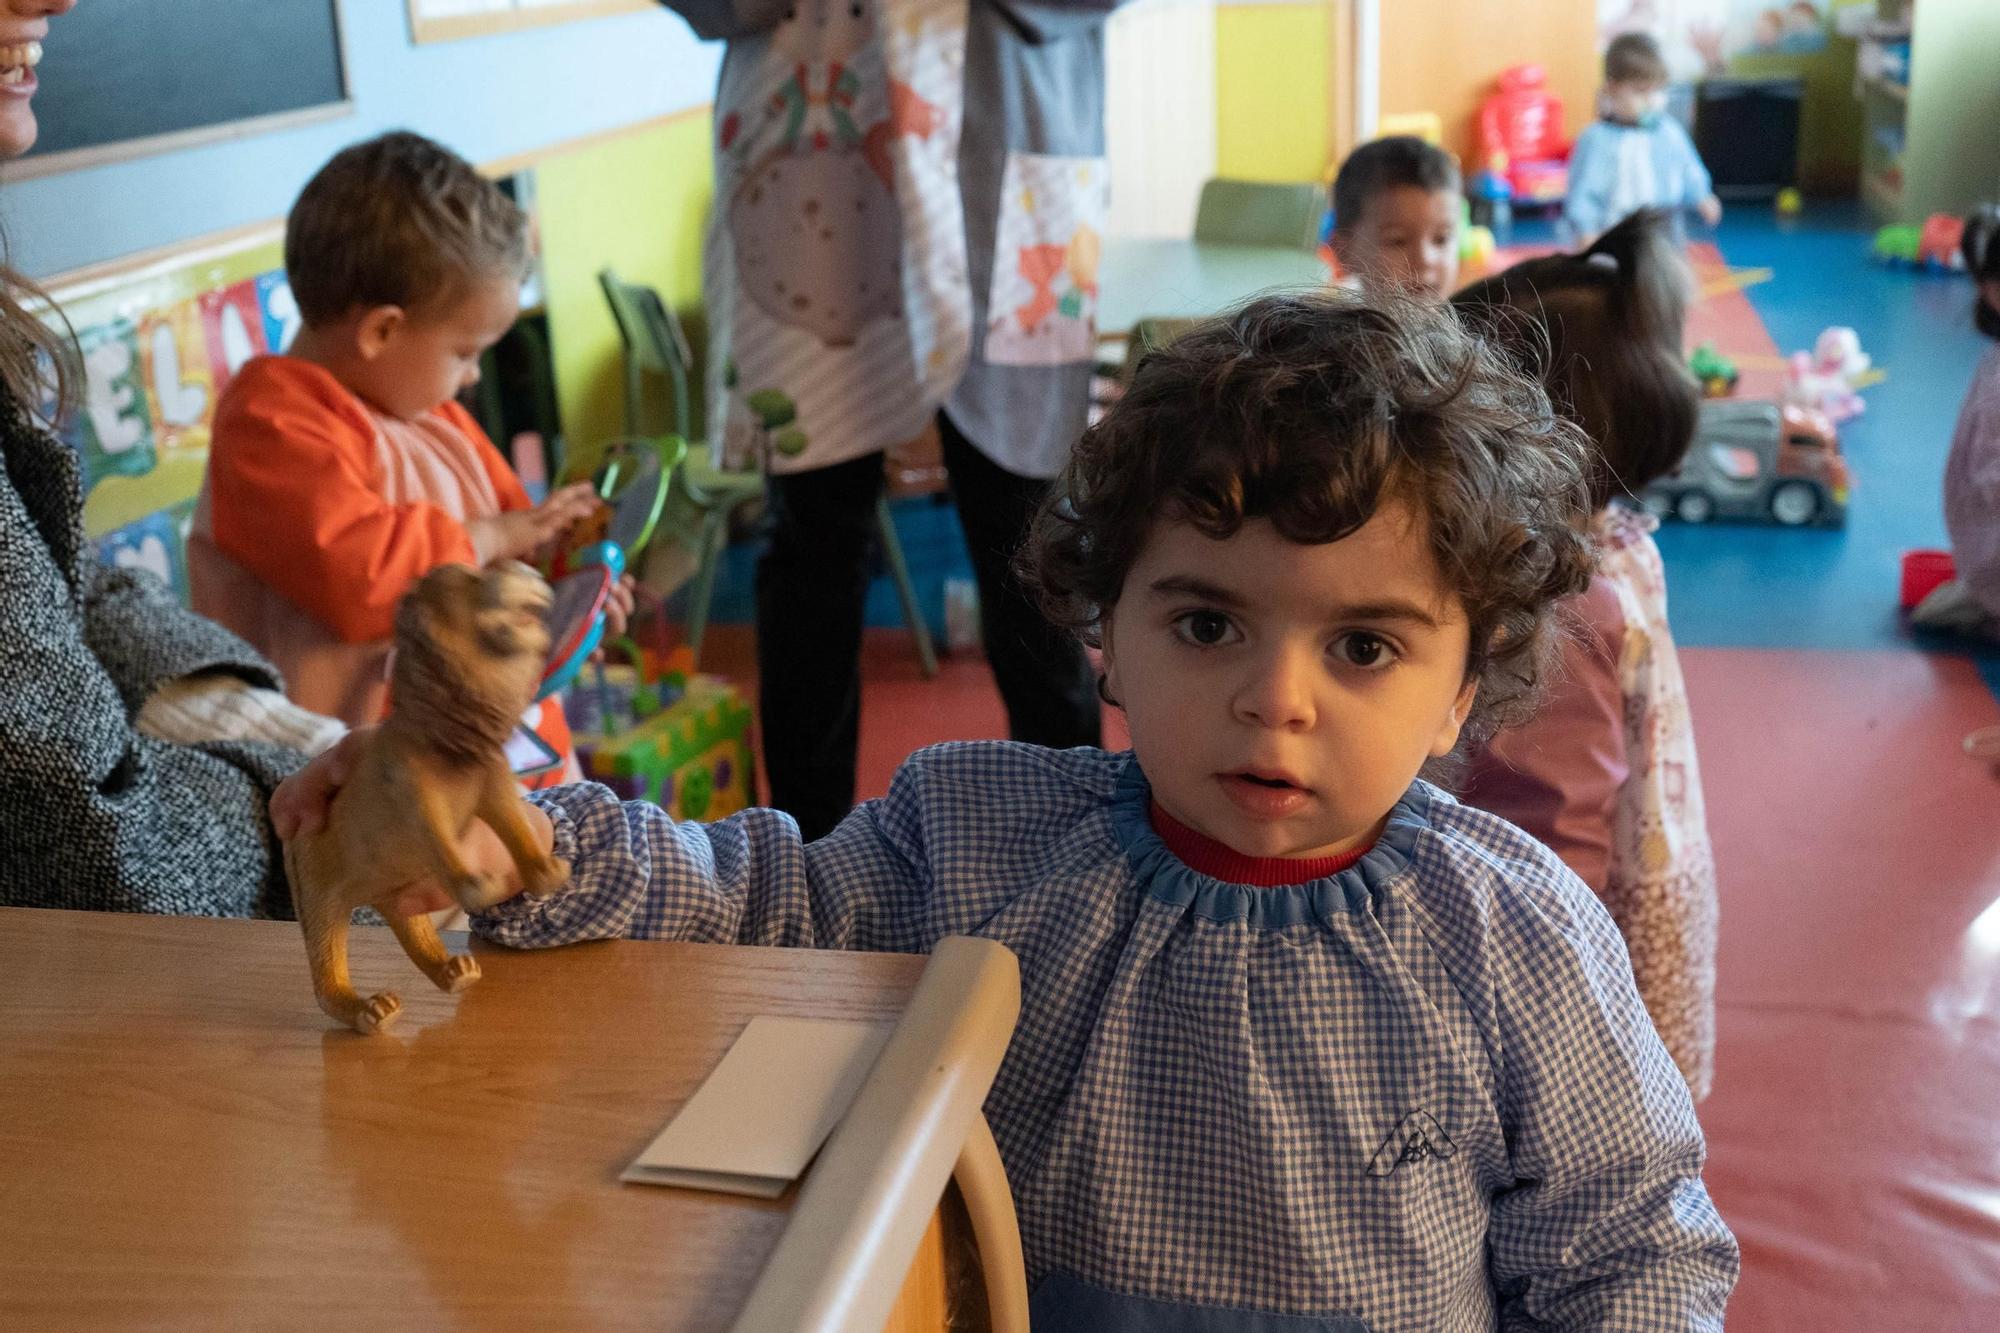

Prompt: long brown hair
[
  {"left": 1452, "top": 208, "right": 1698, "bottom": 510},
  {"left": 0, "top": 240, "right": 76, "bottom": 419}
]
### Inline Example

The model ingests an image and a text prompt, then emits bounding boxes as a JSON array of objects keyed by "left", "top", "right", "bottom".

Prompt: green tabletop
[{"left": 1098, "top": 237, "right": 1327, "bottom": 334}]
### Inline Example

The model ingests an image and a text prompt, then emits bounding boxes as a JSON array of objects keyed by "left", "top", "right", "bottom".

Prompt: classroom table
[
  {"left": 0, "top": 907, "right": 1022, "bottom": 1332},
  {"left": 1098, "top": 236, "right": 1328, "bottom": 334}
]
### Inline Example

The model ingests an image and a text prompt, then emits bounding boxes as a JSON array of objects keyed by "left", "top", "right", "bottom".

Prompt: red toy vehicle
[{"left": 1477, "top": 65, "right": 1570, "bottom": 205}]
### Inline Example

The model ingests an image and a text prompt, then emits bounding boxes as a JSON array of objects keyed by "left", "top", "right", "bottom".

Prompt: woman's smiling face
[{"left": 0, "top": 1, "right": 71, "bottom": 161}]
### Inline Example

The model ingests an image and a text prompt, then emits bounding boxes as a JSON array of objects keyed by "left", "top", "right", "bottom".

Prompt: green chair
[
  {"left": 1192, "top": 178, "right": 1329, "bottom": 251},
  {"left": 598, "top": 269, "right": 937, "bottom": 677}
]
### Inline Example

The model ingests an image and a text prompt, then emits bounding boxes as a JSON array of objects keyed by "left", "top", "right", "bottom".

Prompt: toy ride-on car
[{"left": 1642, "top": 399, "right": 1850, "bottom": 528}]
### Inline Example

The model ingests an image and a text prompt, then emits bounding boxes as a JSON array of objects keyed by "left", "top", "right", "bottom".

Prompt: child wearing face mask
[{"left": 1563, "top": 33, "right": 1720, "bottom": 244}]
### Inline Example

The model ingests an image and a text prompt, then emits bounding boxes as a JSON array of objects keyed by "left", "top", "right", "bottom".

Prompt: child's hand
[
  {"left": 468, "top": 483, "right": 601, "bottom": 566},
  {"left": 1697, "top": 194, "right": 1723, "bottom": 227},
  {"left": 603, "top": 574, "right": 638, "bottom": 639},
  {"left": 272, "top": 728, "right": 370, "bottom": 841}
]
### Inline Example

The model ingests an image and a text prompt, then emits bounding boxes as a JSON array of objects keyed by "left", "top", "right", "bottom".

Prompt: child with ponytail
[
  {"left": 1453, "top": 209, "right": 1720, "bottom": 1101},
  {"left": 1913, "top": 208, "right": 2000, "bottom": 640}
]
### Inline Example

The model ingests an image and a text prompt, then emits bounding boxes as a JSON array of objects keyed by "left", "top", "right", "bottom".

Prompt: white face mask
[{"left": 1602, "top": 84, "right": 1669, "bottom": 124}]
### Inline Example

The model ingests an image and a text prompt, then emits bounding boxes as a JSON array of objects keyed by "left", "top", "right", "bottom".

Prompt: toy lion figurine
[{"left": 285, "top": 562, "right": 571, "bottom": 1034}]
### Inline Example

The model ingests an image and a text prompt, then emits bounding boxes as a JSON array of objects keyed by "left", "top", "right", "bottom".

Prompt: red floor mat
[{"left": 1684, "top": 646, "right": 2000, "bottom": 1329}]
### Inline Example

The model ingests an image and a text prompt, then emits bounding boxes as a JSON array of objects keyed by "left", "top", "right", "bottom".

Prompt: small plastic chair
[
  {"left": 599, "top": 269, "right": 937, "bottom": 676},
  {"left": 1192, "top": 178, "right": 1329, "bottom": 251}
]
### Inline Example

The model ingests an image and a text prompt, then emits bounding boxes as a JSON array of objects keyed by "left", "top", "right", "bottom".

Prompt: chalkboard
[{"left": 15, "top": 0, "right": 349, "bottom": 177}]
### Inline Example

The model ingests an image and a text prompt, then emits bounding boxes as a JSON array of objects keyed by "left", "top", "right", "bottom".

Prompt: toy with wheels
[{"left": 1641, "top": 400, "right": 1850, "bottom": 529}]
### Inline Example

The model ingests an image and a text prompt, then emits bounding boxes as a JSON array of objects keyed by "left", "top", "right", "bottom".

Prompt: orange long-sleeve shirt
[{"left": 190, "top": 356, "right": 572, "bottom": 773}]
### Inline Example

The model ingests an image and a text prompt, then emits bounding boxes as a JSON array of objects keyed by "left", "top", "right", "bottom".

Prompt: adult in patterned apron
[{"left": 664, "top": 0, "right": 1120, "bottom": 838}]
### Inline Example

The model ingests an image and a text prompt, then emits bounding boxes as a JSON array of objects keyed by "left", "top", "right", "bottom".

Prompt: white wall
[
  {"left": 1104, "top": 0, "right": 1216, "bottom": 239},
  {"left": 0, "top": 2, "right": 719, "bottom": 278}
]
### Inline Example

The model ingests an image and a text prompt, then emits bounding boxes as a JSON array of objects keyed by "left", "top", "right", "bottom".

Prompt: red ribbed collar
[{"left": 1148, "top": 802, "right": 1372, "bottom": 887}]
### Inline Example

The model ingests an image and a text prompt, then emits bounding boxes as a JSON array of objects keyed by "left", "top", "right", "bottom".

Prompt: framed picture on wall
[
  {"left": 407, "top": 0, "right": 657, "bottom": 45},
  {"left": 11, "top": 0, "right": 350, "bottom": 180}
]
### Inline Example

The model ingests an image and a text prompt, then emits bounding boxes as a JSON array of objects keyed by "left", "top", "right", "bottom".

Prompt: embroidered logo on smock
[{"left": 1368, "top": 1110, "right": 1457, "bottom": 1177}]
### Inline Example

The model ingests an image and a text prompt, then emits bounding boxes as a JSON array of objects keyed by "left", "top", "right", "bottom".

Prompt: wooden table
[
  {"left": 0, "top": 908, "right": 1020, "bottom": 1332},
  {"left": 1098, "top": 236, "right": 1328, "bottom": 334}
]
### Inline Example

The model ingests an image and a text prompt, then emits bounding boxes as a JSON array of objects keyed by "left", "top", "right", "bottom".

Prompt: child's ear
[
  {"left": 1097, "top": 615, "right": 1122, "bottom": 704},
  {"left": 1428, "top": 678, "right": 1479, "bottom": 758},
  {"left": 1327, "top": 229, "right": 1354, "bottom": 277},
  {"left": 354, "top": 304, "right": 408, "bottom": 362}
]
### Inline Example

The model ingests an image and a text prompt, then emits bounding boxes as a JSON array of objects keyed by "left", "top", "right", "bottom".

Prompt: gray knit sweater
[{"left": 1, "top": 395, "right": 304, "bottom": 917}]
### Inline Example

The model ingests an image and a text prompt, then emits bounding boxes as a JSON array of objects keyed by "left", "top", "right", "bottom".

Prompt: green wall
[{"left": 536, "top": 111, "right": 715, "bottom": 466}]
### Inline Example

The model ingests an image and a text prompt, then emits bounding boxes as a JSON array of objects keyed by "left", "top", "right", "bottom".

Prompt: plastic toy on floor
[
  {"left": 1785, "top": 327, "right": 1871, "bottom": 424},
  {"left": 1643, "top": 399, "right": 1850, "bottom": 528},
  {"left": 567, "top": 640, "right": 756, "bottom": 822},
  {"left": 1899, "top": 549, "right": 1957, "bottom": 611},
  {"left": 1873, "top": 216, "right": 1969, "bottom": 272},
  {"left": 1919, "top": 214, "right": 1967, "bottom": 270},
  {"left": 1477, "top": 65, "right": 1569, "bottom": 208},
  {"left": 1688, "top": 343, "right": 1739, "bottom": 398}
]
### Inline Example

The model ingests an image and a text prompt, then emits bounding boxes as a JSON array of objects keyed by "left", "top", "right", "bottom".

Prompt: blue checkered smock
[{"left": 481, "top": 743, "right": 1737, "bottom": 1330}]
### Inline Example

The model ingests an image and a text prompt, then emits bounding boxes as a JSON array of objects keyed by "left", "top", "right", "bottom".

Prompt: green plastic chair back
[
  {"left": 599, "top": 268, "right": 698, "bottom": 440},
  {"left": 1192, "top": 178, "right": 1329, "bottom": 251}
]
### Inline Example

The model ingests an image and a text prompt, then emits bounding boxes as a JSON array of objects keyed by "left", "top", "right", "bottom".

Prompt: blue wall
[{"left": 0, "top": 2, "right": 719, "bottom": 279}]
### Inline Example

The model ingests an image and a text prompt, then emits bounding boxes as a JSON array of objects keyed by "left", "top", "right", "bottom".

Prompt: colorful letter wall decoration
[{"left": 51, "top": 239, "right": 298, "bottom": 602}]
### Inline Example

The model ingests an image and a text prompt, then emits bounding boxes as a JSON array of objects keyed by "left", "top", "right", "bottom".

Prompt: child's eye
[
  {"left": 1172, "top": 610, "right": 1239, "bottom": 648},
  {"left": 1332, "top": 631, "right": 1397, "bottom": 669}
]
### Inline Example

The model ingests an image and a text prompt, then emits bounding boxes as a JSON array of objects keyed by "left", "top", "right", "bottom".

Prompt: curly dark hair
[
  {"left": 286, "top": 131, "right": 529, "bottom": 325},
  {"left": 1022, "top": 291, "right": 1596, "bottom": 745}
]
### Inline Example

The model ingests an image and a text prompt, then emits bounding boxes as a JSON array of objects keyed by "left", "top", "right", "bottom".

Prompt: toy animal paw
[
  {"left": 436, "top": 955, "right": 481, "bottom": 994},
  {"left": 356, "top": 991, "right": 402, "bottom": 1035},
  {"left": 521, "top": 855, "right": 571, "bottom": 901}
]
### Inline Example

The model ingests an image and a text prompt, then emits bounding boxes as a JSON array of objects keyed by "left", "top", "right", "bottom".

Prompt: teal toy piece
[{"left": 536, "top": 542, "right": 624, "bottom": 701}]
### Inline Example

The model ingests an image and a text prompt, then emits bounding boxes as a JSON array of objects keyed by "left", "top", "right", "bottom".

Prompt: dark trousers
[{"left": 755, "top": 413, "right": 1100, "bottom": 841}]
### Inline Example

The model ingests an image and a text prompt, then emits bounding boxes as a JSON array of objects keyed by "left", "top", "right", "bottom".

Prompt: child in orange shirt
[{"left": 192, "top": 131, "right": 613, "bottom": 776}]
